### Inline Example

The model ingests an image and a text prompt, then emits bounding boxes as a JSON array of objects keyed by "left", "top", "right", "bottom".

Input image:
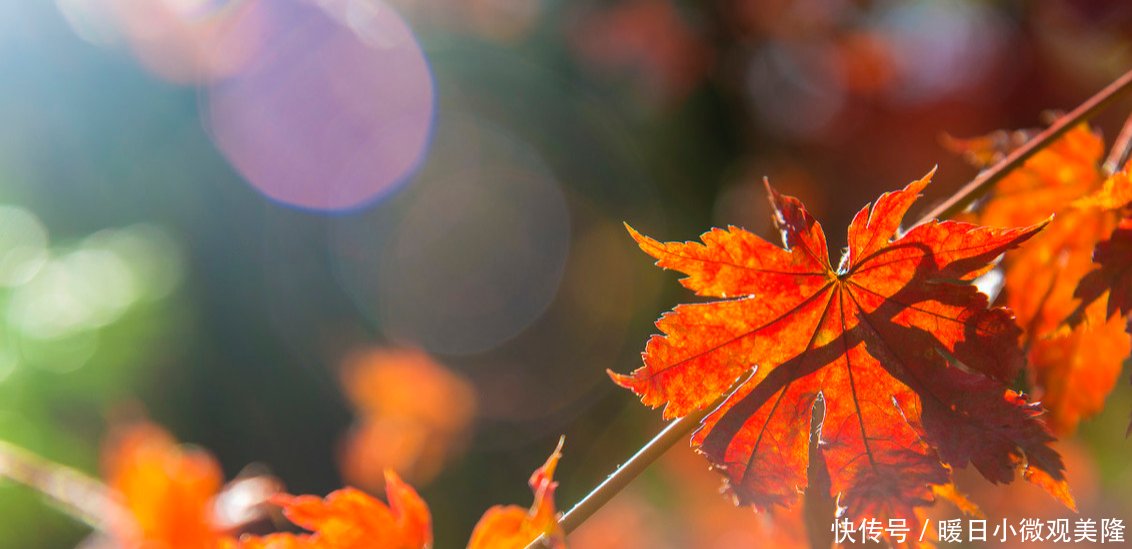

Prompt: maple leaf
[
  {"left": 1076, "top": 217, "right": 1132, "bottom": 326},
  {"left": 953, "top": 125, "right": 1132, "bottom": 434},
  {"left": 611, "top": 171, "right": 1072, "bottom": 525},
  {"left": 1072, "top": 169, "right": 1132, "bottom": 326},
  {"left": 224, "top": 470, "right": 432, "bottom": 549},
  {"left": 467, "top": 437, "right": 566, "bottom": 549}
]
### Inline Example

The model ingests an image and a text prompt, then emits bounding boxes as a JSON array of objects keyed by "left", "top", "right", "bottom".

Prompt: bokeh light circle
[
  {"left": 331, "top": 113, "right": 572, "bottom": 355},
  {"left": 378, "top": 116, "right": 570, "bottom": 354},
  {"left": 208, "top": 0, "right": 434, "bottom": 211},
  {"left": 0, "top": 205, "right": 49, "bottom": 287},
  {"left": 877, "top": 1, "right": 1011, "bottom": 104}
]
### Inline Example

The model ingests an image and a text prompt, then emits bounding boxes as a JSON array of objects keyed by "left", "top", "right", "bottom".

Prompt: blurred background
[{"left": 1, "top": 0, "right": 1131, "bottom": 547}]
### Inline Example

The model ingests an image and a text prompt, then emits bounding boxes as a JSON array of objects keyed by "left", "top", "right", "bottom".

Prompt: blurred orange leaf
[
  {"left": 1073, "top": 169, "right": 1132, "bottom": 211},
  {"left": 568, "top": 0, "right": 712, "bottom": 104},
  {"left": 467, "top": 437, "right": 566, "bottom": 549},
  {"left": 953, "top": 124, "right": 1132, "bottom": 434},
  {"left": 225, "top": 471, "right": 432, "bottom": 549},
  {"left": 942, "top": 128, "right": 1038, "bottom": 167},
  {"left": 103, "top": 421, "right": 225, "bottom": 548},
  {"left": 611, "top": 172, "right": 1070, "bottom": 532},
  {"left": 339, "top": 347, "right": 476, "bottom": 490}
]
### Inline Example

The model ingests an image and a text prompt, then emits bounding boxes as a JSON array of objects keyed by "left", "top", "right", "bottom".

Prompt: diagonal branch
[
  {"left": 537, "top": 66, "right": 1132, "bottom": 547},
  {"left": 922, "top": 68, "right": 1132, "bottom": 223},
  {"left": 0, "top": 440, "right": 137, "bottom": 537},
  {"left": 1104, "top": 111, "right": 1132, "bottom": 175},
  {"left": 560, "top": 412, "right": 706, "bottom": 533}
]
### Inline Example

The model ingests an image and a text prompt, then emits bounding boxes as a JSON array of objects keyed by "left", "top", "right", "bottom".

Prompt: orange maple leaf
[
  {"left": 103, "top": 421, "right": 226, "bottom": 548},
  {"left": 467, "top": 438, "right": 566, "bottom": 549},
  {"left": 611, "top": 171, "right": 1072, "bottom": 526},
  {"left": 224, "top": 470, "right": 432, "bottom": 549},
  {"left": 951, "top": 125, "right": 1132, "bottom": 434}
]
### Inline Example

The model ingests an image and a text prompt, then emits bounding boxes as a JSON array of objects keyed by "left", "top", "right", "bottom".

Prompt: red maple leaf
[
  {"left": 1085, "top": 217, "right": 1132, "bottom": 325},
  {"left": 1072, "top": 168, "right": 1132, "bottom": 329},
  {"left": 611, "top": 171, "right": 1072, "bottom": 524}
]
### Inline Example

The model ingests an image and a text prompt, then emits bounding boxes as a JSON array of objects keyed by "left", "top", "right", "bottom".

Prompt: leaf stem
[
  {"left": 545, "top": 67, "right": 1132, "bottom": 545},
  {"left": 1104, "top": 111, "right": 1132, "bottom": 175},
  {"left": 919, "top": 67, "right": 1132, "bottom": 224},
  {"left": 559, "top": 409, "right": 708, "bottom": 534}
]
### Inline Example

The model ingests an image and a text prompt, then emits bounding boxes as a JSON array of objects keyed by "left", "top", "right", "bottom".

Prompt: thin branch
[
  {"left": 920, "top": 67, "right": 1132, "bottom": 223},
  {"left": 1104, "top": 111, "right": 1132, "bottom": 174},
  {"left": 0, "top": 440, "right": 137, "bottom": 538},
  {"left": 524, "top": 409, "right": 710, "bottom": 548},
  {"left": 563, "top": 408, "right": 708, "bottom": 533},
  {"left": 542, "top": 67, "right": 1132, "bottom": 545}
]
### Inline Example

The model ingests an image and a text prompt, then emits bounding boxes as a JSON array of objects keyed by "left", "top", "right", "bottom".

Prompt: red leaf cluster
[{"left": 612, "top": 172, "right": 1072, "bottom": 530}]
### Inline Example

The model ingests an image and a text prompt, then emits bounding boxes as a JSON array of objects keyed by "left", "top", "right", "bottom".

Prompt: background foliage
[{"left": 1, "top": 0, "right": 1131, "bottom": 546}]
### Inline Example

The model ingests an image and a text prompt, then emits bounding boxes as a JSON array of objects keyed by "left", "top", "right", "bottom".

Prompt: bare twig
[
  {"left": 541, "top": 67, "right": 1132, "bottom": 546},
  {"left": 921, "top": 68, "right": 1132, "bottom": 223},
  {"left": 524, "top": 409, "right": 708, "bottom": 548},
  {"left": 0, "top": 440, "right": 136, "bottom": 538},
  {"left": 1104, "top": 112, "right": 1132, "bottom": 174},
  {"left": 563, "top": 409, "right": 707, "bottom": 533}
]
